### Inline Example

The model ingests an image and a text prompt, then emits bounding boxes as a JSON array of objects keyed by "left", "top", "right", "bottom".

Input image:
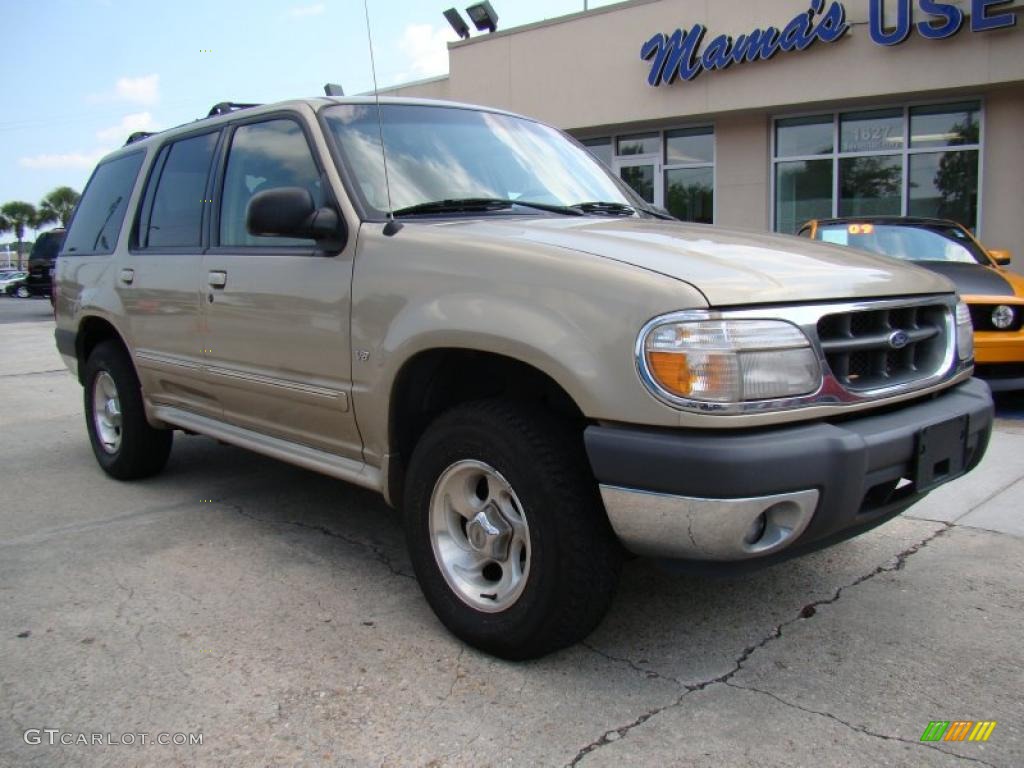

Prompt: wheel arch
[
  {"left": 76, "top": 315, "right": 132, "bottom": 385},
  {"left": 385, "top": 347, "right": 586, "bottom": 507}
]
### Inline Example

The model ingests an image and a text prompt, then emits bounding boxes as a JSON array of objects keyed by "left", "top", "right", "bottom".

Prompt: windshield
[
  {"left": 323, "top": 104, "right": 637, "bottom": 217},
  {"left": 814, "top": 223, "right": 989, "bottom": 265}
]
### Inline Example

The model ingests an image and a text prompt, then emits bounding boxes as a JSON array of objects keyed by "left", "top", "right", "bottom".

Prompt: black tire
[
  {"left": 83, "top": 340, "right": 172, "bottom": 480},
  {"left": 403, "top": 399, "right": 622, "bottom": 660},
  {"left": 15, "top": 284, "right": 30, "bottom": 298}
]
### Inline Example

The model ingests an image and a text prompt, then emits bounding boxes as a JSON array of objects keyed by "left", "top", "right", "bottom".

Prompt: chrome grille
[{"left": 817, "top": 304, "right": 950, "bottom": 392}]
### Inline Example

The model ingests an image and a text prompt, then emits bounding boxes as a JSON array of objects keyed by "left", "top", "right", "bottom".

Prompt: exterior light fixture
[
  {"left": 465, "top": 1, "right": 498, "bottom": 33},
  {"left": 444, "top": 8, "right": 472, "bottom": 39}
]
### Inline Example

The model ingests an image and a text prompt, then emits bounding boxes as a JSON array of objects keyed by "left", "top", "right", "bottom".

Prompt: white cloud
[
  {"left": 398, "top": 23, "right": 453, "bottom": 80},
  {"left": 88, "top": 74, "right": 160, "bottom": 106},
  {"left": 19, "top": 112, "right": 159, "bottom": 172},
  {"left": 96, "top": 112, "right": 156, "bottom": 143},
  {"left": 18, "top": 149, "right": 108, "bottom": 171},
  {"left": 288, "top": 2, "right": 325, "bottom": 17},
  {"left": 114, "top": 74, "right": 160, "bottom": 105}
]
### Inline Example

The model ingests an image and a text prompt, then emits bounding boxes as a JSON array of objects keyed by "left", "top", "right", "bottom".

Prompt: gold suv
[{"left": 55, "top": 96, "right": 993, "bottom": 659}]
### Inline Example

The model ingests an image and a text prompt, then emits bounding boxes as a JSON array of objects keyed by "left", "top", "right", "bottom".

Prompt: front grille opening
[
  {"left": 817, "top": 304, "right": 949, "bottom": 392},
  {"left": 860, "top": 476, "right": 917, "bottom": 514}
]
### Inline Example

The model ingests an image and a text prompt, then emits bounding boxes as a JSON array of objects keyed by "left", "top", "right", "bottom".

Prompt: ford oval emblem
[{"left": 888, "top": 330, "right": 911, "bottom": 350}]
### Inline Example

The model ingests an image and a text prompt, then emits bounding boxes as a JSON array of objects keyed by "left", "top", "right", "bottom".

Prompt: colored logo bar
[{"left": 920, "top": 721, "right": 997, "bottom": 742}]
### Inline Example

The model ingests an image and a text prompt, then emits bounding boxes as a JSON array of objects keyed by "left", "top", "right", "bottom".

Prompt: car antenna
[{"left": 364, "top": 0, "right": 402, "bottom": 236}]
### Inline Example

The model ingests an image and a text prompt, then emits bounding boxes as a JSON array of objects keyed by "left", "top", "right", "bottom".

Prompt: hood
[
  {"left": 431, "top": 217, "right": 954, "bottom": 307},
  {"left": 916, "top": 261, "right": 1020, "bottom": 298}
]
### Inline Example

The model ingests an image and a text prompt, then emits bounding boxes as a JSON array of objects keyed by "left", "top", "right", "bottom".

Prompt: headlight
[
  {"left": 955, "top": 301, "right": 974, "bottom": 361},
  {"left": 639, "top": 318, "right": 821, "bottom": 408}
]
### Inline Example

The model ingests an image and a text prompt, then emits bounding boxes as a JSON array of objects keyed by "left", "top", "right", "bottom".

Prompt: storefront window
[
  {"left": 666, "top": 128, "right": 714, "bottom": 165},
  {"left": 663, "top": 126, "right": 714, "bottom": 223},
  {"left": 620, "top": 164, "right": 654, "bottom": 202},
  {"left": 773, "top": 101, "right": 981, "bottom": 233},
  {"left": 775, "top": 159, "right": 832, "bottom": 234},
  {"left": 839, "top": 155, "right": 902, "bottom": 217},
  {"left": 616, "top": 133, "right": 659, "bottom": 156},
  {"left": 840, "top": 109, "right": 903, "bottom": 153},
  {"left": 910, "top": 103, "right": 979, "bottom": 149},
  {"left": 776, "top": 116, "right": 833, "bottom": 157},
  {"left": 909, "top": 150, "right": 979, "bottom": 224},
  {"left": 581, "top": 137, "right": 612, "bottom": 167},
  {"left": 573, "top": 127, "right": 717, "bottom": 220},
  {"left": 666, "top": 167, "right": 713, "bottom": 224}
]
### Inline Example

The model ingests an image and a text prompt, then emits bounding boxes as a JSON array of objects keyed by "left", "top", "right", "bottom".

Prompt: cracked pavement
[{"left": 2, "top": 304, "right": 1023, "bottom": 767}]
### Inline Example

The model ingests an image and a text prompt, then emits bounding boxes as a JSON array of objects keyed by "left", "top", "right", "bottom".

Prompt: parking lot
[{"left": 1, "top": 295, "right": 1022, "bottom": 768}]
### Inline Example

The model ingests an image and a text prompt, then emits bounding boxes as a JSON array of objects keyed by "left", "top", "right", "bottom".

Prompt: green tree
[
  {"left": 0, "top": 201, "right": 38, "bottom": 268},
  {"left": 37, "top": 186, "right": 81, "bottom": 228}
]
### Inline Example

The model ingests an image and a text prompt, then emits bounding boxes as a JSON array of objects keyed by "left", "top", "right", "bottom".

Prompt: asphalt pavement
[{"left": 1, "top": 295, "right": 1022, "bottom": 767}]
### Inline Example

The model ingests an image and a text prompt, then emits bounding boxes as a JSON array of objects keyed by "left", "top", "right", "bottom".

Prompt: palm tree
[
  {"left": 37, "top": 186, "right": 81, "bottom": 229},
  {"left": 0, "top": 202, "right": 38, "bottom": 269},
  {"left": 0, "top": 212, "right": 11, "bottom": 267}
]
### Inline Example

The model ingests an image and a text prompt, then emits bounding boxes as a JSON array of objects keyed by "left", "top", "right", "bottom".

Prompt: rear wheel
[
  {"left": 404, "top": 399, "right": 622, "bottom": 659},
  {"left": 83, "top": 341, "right": 172, "bottom": 479},
  {"left": 15, "top": 284, "right": 30, "bottom": 298}
]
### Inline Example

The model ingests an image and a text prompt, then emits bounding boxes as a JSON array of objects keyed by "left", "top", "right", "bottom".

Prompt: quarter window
[
  {"left": 138, "top": 132, "right": 219, "bottom": 249},
  {"left": 219, "top": 119, "right": 323, "bottom": 248},
  {"left": 64, "top": 152, "right": 144, "bottom": 255},
  {"left": 773, "top": 102, "right": 982, "bottom": 233}
]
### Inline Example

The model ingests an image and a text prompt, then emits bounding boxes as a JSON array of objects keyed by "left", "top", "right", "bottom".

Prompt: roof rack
[
  {"left": 207, "top": 102, "right": 261, "bottom": 117},
  {"left": 125, "top": 131, "right": 156, "bottom": 145}
]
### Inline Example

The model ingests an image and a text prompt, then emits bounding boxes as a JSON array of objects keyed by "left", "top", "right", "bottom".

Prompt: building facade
[{"left": 384, "top": 0, "right": 1023, "bottom": 266}]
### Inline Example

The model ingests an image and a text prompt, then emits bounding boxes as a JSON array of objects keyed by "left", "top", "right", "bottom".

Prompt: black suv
[{"left": 24, "top": 229, "right": 65, "bottom": 297}]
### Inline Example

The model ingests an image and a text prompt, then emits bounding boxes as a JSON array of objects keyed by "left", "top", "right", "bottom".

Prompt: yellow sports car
[{"left": 800, "top": 217, "right": 1024, "bottom": 392}]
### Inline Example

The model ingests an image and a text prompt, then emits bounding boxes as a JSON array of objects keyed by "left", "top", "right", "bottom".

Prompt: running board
[{"left": 151, "top": 406, "right": 382, "bottom": 493}]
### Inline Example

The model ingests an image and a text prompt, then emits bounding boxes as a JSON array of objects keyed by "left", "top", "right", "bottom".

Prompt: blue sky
[{"left": 0, "top": 0, "right": 616, "bottom": 237}]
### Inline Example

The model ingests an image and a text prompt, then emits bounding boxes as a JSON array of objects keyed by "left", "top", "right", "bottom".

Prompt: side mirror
[
  {"left": 246, "top": 187, "right": 346, "bottom": 248},
  {"left": 988, "top": 248, "right": 1012, "bottom": 266}
]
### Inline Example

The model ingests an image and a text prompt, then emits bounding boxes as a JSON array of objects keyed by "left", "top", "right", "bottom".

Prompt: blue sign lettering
[
  {"left": 970, "top": 0, "right": 1017, "bottom": 31},
  {"left": 869, "top": 0, "right": 1017, "bottom": 44},
  {"left": 642, "top": 0, "right": 848, "bottom": 86},
  {"left": 645, "top": 0, "right": 1018, "bottom": 86}
]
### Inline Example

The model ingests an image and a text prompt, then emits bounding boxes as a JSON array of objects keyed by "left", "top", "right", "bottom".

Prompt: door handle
[
  {"left": 208, "top": 271, "right": 227, "bottom": 288},
  {"left": 119, "top": 268, "right": 135, "bottom": 285}
]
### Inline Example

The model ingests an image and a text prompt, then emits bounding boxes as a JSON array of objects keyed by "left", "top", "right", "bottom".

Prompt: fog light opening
[
  {"left": 742, "top": 501, "right": 808, "bottom": 555},
  {"left": 743, "top": 512, "right": 768, "bottom": 546}
]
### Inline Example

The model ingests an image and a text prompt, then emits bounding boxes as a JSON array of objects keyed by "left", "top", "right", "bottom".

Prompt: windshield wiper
[
  {"left": 392, "top": 198, "right": 583, "bottom": 217},
  {"left": 572, "top": 201, "right": 637, "bottom": 216}
]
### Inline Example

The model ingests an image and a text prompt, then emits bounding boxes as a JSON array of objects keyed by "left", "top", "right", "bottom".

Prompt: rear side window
[
  {"left": 138, "top": 132, "right": 219, "bottom": 249},
  {"left": 64, "top": 153, "right": 143, "bottom": 255},
  {"left": 30, "top": 231, "right": 65, "bottom": 262},
  {"left": 219, "top": 119, "right": 322, "bottom": 248}
]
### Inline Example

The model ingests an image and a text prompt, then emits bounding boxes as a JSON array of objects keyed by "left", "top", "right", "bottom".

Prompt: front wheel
[
  {"left": 404, "top": 400, "right": 622, "bottom": 659},
  {"left": 83, "top": 341, "right": 173, "bottom": 479},
  {"left": 15, "top": 284, "right": 30, "bottom": 298}
]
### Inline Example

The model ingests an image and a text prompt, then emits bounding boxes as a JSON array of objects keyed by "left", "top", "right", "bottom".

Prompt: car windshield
[
  {"left": 813, "top": 223, "right": 989, "bottom": 265},
  {"left": 322, "top": 103, "right": 639, "bottom": 217}
]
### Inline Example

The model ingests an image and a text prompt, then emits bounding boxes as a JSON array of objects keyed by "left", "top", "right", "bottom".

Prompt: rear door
[
  {"left": 201, "top": 112, "right": 360, "bottom": 458},
  {"left": 122, "top": 129, "right": 221, "bottom": 418}
]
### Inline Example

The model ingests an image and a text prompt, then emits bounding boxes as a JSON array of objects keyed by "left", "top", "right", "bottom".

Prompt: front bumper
[
  {"left": 585, "top": 378, "right": 993, "bottom": 563},
  {"left": 974, "top": 330, "right": 1024, "bottom": 392}
]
